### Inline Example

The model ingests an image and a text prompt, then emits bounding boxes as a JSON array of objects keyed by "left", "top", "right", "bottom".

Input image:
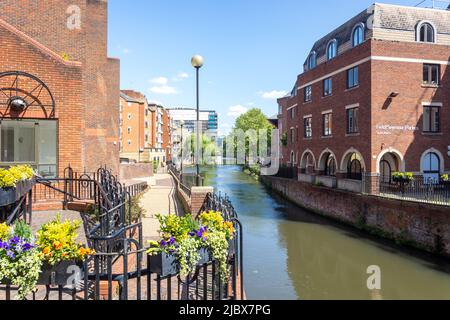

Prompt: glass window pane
[
  {"left": 423, "top": 107, "right": 431, "bottom": 131},
  {"left": 38, "top": 121, "right": 57, "bottom": 165},
  {"left": 1, "top": 125, "right": 15, "bottom": 162},
  {"left": 16, "top": 125, "right": 35, "bottom": 162}
]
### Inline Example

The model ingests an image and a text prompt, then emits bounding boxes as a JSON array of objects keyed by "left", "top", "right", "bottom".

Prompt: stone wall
[
  {"left": 119, "top": 163, "right": 153, "bottom": 181},
  {"left": 262, "top": 176, "right": 450, "bottom": 257}
]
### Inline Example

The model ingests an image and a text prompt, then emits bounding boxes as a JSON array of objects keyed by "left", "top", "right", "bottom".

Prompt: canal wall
[{"left": 261, "top": 176, "right": 450, "bottom": 258}]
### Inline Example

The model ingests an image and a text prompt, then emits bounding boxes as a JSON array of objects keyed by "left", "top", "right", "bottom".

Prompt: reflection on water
[{"left": 199, "top": 166, "right": 450, "bottom": 300}]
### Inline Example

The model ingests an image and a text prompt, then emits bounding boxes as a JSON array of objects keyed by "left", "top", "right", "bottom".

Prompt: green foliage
[
  {"left": 229, "top": 108, "right": 274, "bottom": 163},
  {"left": 441, "top": 174, "right": 449, "bottom": 182},
  {"left": 126, "top": 195, "right": 145, "bottom": 223},
  {"left": 14, "top": 221, "right": 32, "bottom": 241},
  {"left": 281, "top": 132, "right": 288, "bottom": 147},
  {"left": 153, "top": 160, "right": 159, "bottom": 173},
  {"left": 392, "top": 172, "right": 414, "bottom": 183},
  {"left": 189, "top": 134, "right": 219, "bottom": 165},
  {"left": 0, "top": 165, "right": 34, "bottom": 189}
]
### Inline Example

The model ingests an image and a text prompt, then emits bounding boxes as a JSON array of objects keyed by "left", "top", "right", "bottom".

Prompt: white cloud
[
  {"left": 228, "top": 105, "right": 248, "bottom": 117},
  {"left": 149, "top": 85, "right": 178, "bottom": 95},
  {"left": 260, "top": 90, "right": 288, "bottom": 100},
  {"left": 173, "top": 72, "right": 189, "bottom": 82},
  {"left": 150, "top": 77, "right": 169, "bottom": 85}
]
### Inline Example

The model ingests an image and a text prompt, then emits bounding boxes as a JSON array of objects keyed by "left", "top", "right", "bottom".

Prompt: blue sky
[{"left": 108, "top": 0, "right": 429, "bottom": 135}]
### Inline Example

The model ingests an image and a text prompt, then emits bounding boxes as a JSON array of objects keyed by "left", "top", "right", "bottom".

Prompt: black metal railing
[
  {"left": 275, "top": 166, "right": 298, "bottom": 180},
  {"left": 366, "top": 174, "right": 450, "bottom": 206}
]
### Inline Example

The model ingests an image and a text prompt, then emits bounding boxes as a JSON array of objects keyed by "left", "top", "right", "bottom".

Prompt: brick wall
[
  {"left": 0, "top": 0, "right": 120, "bottom": 174},
  {"left": 262, "top": 175, "right": 450, "bottom": 257},
  {"left": 119, "top": 163, "right": 153, "bottom": 181}
]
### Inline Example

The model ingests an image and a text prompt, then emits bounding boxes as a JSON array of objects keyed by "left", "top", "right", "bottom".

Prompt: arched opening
[
  {"left": 343, "top": 152, "right": 364, "bottom": 181},
  {"left": 319, "top": 150, "right": 337, "bottom": 177},
  {"left": 307, "top": 52, "right": 317, "bottom": 70},
  {"left": 417, "top": 22, "right": 436, "bottom": 43},
  {"left": 326, "top": 39, "right": 337, "bottom": 60},
  {"left": 352, "top": 24, "right": 365, "bottom": 47},
  {"left": 378, "top": 151, "right": 403, "bottom": 183},
  {"left": 422, "top": 151, "right": 441, "bottom": 182},
  {"left": 301, "top": 151, "right": 316, "bottom": 175}
]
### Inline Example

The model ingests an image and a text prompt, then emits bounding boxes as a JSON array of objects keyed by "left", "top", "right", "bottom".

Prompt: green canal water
[{"left": 196, "top": 165, "right": 450, "bottom": 300}]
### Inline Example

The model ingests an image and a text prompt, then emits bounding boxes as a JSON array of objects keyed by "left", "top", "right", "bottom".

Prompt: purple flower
[
  {"left": 188, "top": 231, "right": 196, "bottom": 237},
  {"left": 159, "top": 240, "right": 167, "bottom": 248},
  {"left": 6, "top": 251, "right": 15, "bottom": 259},
  {"left": 21, "top": 243, "right": 33, "bottom": 252},
  {"left": 168, "top": 237, "right": 175, "bottom": 246},
  {"left": 9, "top": 236, "right": 19, "bottom": 244}
]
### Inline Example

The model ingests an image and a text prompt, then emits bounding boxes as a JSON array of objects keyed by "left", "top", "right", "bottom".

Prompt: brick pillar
[
  {"left": 190, "top": 186, "right": 214, "bottom": 218},
  {"left": 365, "top": 173, "right": 380, "bottom": 195}
]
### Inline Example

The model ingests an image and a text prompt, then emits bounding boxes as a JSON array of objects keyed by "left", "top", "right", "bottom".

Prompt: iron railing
[
  {"left": 275, "top": 166, "right": 298, "bottom": 180},
  {"left": 365, "top": 174, "right": 450, "bottom": 206}
]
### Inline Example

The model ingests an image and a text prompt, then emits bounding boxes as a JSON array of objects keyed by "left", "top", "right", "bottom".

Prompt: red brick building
[
  {"left": 119, "top": 90, "right": 173, "bottom": 165},
  {"left": 278, "top": 3, "right": 450, "bottom": 192},
  {"left": 0, "top": 0, "right": 120, "bottom": 177}
]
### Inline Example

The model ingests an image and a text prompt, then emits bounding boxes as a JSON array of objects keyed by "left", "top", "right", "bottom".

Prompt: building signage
[{"left": 376, "top": 124, "right": 419, "bottom": 136}]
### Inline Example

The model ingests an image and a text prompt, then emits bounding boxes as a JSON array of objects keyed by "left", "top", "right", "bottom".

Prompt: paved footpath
[{"left": 139, "top": 174, "right": 184, "bottom": 242}]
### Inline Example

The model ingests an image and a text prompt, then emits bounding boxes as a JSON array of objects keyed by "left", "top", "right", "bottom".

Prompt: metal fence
[
  {"left": 275, "top": 166, "right": 298, "bottom": 180},
  {"left": 366, "top": 174, "right": 450, "bottom": 206}
]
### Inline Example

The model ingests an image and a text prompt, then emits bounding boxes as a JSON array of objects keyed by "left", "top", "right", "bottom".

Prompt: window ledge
[
  {"left": 345, "top": 86, "right": 359, "bottom": 92},
  {"left": 421, "top": 84, "right": 440, "bottom": 88},
  {"left": 322, "top": 95, "right": 333, "bottom": 99},
  {"left": 346, "top": 133, "right": 360, "bottom": 137},
  {"left": 422, "top": 132, "right": 443, "bottom": 136},
  {"left": 303, "top": 137, "right": 313, "bottom": 141},
  {"left": 321, "top": 135, "right": 333, "bottom": 139},
  {"left": 303, "top": 101, "right": 312, "bottom": 105}
]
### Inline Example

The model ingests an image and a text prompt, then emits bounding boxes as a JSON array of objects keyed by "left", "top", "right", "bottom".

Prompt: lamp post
[
  {"left": 191, "top": 55, "right": 204, "bottom": 186},
  {"left": 180, "top": 120, "right": 185, "bottom": 178}
]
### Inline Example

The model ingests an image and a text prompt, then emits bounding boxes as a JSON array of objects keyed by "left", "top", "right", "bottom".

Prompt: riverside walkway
[{"left": 139, "top": 174, "right": 184, "bottom": 242}]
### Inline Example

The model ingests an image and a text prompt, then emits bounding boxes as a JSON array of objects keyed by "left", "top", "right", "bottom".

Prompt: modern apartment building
[
  {"left": 168, "top": 108, "right": 219, "bottom": 141},
  {"left": 278, "top": 3, "right": 450, "bottom": 192},
  {"left": 0, "top": 0, "right": 120, "bottom": 177},
  {"left": 119, "top": 91, "right": 173, "bottom": 165}
]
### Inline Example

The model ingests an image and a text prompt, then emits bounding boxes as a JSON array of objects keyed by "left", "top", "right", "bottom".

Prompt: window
[
  {"left": 423, "top": 64, "right": 440, "bottom": 85},
  {"left": 278, "top": 105, "right": 282, "bottom": 115},
  {"left": 145, "top": 121, "right": 149, "bottom": 129},
  {"left": 323, "top": 113, "right": 332, "bottom": 136},
  {"left": 307, "top": 52, "right": 317, "bottom": 70},
  {"left": 347, "top": 67, "right": 359, "bottom": 88},
  {"left": 347, "top": 107, "right": 359, "bottom": 134},
  {"left": 127, "top": 127, "right": 132, "bottom": 134},
  {"left": 304, "top": 117, "right": 312, "bottom": 138},
  {"left": 304, "top": 86, "right": 312, "bottom": 102},
  {"left": 145, "top": 134, "right": 149, "bottom": 142},
  {"left": 291, "top": 86, "right": 298, "bottom": 97},
  {"left": 422, "top": 152, "right": 440, "bottom": 181},
  {"left": 347, "top": 153, "right": 363, "bottom": 180},
  {"left": 352, "top": 24, "right": 365, "bottom": 47},
  {"left": 127, "top": 113, "right": 132, "bottom": 120},
  {"left": 290, "top": 128, "right": 295, "bottom": 143},
  {"left": 423, "top": 105, "right": 440, "bottom": 133},
  {"left": 418, "top": 22, "right": 435, "bottom": 43},
  {"left": 327, "top": 39, "right": 338, "bottom": 60},
  {"left": 290, "top": 107, "right": 295, "bottom": 119},
  {"left": 127, "top": 140, "right": 132, "bottom": 145},
  {"left": 0, "top": 120, "right": 57, "bottom": 178},
  {"left": 323, "top": 78, "right": 332, "bottom": 96}
]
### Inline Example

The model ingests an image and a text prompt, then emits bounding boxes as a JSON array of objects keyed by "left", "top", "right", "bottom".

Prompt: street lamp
[{"left": 191, "top": 55, "right": 204, "bottom": 186}]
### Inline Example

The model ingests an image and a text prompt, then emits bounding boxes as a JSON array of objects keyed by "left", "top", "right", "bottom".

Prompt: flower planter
[
  {"left": 0, "top": 179, "right": 35, "bottom": 207},
  {"left": 149, "top": 249, "right": 212, "bottom": 277},
  {"left": 37, "top": 260, "right": 82, "bottom": 286}
]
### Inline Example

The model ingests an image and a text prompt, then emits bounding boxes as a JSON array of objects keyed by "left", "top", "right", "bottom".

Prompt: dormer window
[
  {"left": 352, "top": 23, "right": 365, "bottom": 47},
  {"left": 417, "top": 21, "right": 436, "bottom": 43},
  {"left": 307, "top": 52, "right": 317, "bottom": 70},
  {"left": 326, "top": 39, "right": 338, "bottom": 60}
]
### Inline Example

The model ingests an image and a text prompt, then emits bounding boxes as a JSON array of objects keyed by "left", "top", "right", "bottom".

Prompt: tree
[
  {"left": 189, "top": 134, "right": 219, "bottom": 165},
  {"left": 229, "top": 108, "right": 274, "bottom": 165}
]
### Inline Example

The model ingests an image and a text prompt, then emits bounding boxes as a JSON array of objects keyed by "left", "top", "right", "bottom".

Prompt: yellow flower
[{"left": 43, "top": 247, "right": 51, "bottom": 255}]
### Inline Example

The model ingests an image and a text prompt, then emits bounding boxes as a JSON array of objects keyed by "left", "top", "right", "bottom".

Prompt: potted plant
[
  {"left": 147, "top": 211, "right": 235, "bottom": 281},
  {"left": 442, "top": 174, "right": 450, "bottom": 190},
  {"left": 0, "top": 221, "right": 42, "bottom": 300},
  {"left": 0, "top": 165, "right": 35, "bottom": 206},
  {"left": 392, "top": 172, "right": 414, "bottom": 195},
  {"left": 36, "top": 214, "right": 95, "bottom": 286}
]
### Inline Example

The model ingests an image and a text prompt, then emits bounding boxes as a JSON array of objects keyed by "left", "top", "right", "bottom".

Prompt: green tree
[
  {"left": 230, "top": 108, "right": 274, "bottom": 165},
  {"left": 189, "top": 134, "right": 219, "bottom": 165}
]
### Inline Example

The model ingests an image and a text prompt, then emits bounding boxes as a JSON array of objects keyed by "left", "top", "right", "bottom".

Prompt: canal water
[{"left": 198, "top": 165, "right": 450, "bottom": 300}]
